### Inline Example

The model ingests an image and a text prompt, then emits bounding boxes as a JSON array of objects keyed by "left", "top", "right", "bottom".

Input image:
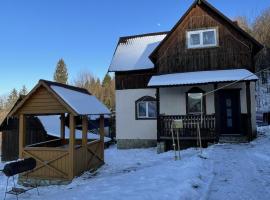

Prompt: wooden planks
[
  {"left": 18, "top": 86, "right": 67, "bottom": 114},
  {"left": 23, "top": 148, "right": 70, "bottom": 180}
]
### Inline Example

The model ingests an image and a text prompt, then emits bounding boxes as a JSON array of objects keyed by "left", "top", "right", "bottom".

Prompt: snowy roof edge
[
  {"left": 148, "top": 69, "right": 258, "bottom": 87},
  {"left": 108, "top": 31, "right": 168, "bottom": 72}
]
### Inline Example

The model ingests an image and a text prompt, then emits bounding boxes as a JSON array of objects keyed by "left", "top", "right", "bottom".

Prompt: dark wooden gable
[{"left": 150, "top": 0, "right": 263, "bottom": 74}]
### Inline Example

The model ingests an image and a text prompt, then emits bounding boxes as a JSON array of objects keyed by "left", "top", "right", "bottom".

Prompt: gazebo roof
[{"left": 9, "top": 80, "right": 111, "bottom": 117}]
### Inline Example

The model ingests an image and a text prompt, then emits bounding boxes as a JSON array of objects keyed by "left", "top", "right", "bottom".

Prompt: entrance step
[{"left": 219, "top": 135, "right": 248, "bottom": 143}]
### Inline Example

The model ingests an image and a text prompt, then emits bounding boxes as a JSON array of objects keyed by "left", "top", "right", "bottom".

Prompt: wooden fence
[{"left": 159, "top": 115, "right": 216, "bottom": 139}]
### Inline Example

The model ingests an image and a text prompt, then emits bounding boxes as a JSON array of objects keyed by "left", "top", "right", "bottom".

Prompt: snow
[
  {"left": 38, "top": 115, "right": 111, "bottom": 143},
  {"left": 1, "top": 127, "right": 270, "bottom": 199},
  {"left": 148, "top": 69, "right": 258, "bottom": 87},
  {"left": 51, "top": 85, "right": 111, "bottom": 115},
  {"left": 109, "top": 33, "right": 166, "bottom": 72}
]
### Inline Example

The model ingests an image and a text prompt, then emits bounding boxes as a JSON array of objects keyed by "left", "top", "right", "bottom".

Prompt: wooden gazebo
[{"left": 8, "top": 80, "right": 111, "bottom": 185}]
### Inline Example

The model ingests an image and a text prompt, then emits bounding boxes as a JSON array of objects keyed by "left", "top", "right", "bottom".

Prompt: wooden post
[
  {"left": 99, "top": 115, "right": 105, "bottom": 161},
  {"left": 246, "top": 81, "right": 252, "bottom": 141},
  {"left": 19, "top": 114, "right": 26, "bottom": 159},
  {"left": 82, "top": 115, "right": 88, "bottom": 168},
  {"left": 60, "top": 114, "right": 65, "bottom": 139},
  {"left": 156, "top": 88, "right": 161, "bottom": 142},
  {"left": 69, "top": 114, "right": 75, "bottom": 180},
  {"left": 214, "top": 83, "right": 220, "bottom": 141}
]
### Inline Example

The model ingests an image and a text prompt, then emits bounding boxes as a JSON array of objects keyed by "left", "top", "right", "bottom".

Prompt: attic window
[{"left": 187, "top": 28, "right": 218, "bottom": 49}]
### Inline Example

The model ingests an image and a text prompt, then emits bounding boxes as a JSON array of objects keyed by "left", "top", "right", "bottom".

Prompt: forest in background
[
  {"left": 0, "top": 6, "right": 269, "bottom": 124},
  {"left": 0, "top": 59, "right": 115, "bottom": 123}
]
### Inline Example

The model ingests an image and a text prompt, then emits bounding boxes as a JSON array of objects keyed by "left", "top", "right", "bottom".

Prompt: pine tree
[
  {"left": 6, "top": 88, "right": 18, "bottom": 108},
  {"left": 53, "top": 58, "right": 68, "bottom": 84},
  {"left": 19, "top": 85, "right": 28, "bottom": 96},
  {"left": 102, "top": 73, "right": 112, "bottom": 87}
]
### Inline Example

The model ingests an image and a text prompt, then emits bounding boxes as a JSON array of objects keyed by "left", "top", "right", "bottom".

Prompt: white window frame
[
  {"left": 137, "top": 101, "right": 156, "bottom": 119},
  {"left": 187, "top": 28, "right": 218, "bottom": 49}
]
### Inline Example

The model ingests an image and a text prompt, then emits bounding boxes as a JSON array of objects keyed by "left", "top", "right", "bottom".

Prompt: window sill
[{"left": 136, "top": 117, "right": 157, "bottom": 120}]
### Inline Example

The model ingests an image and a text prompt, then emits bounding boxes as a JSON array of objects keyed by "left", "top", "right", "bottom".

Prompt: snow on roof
[
  {"left": 38, "top": 116, "right": 111, "bottom": 143},
  {"left": 51, "top": 85, "right": 111, "bottom": 115},
  {"left": 148, "top": 69, "right": 258, "bottom": 87},
  {"left": 109, "top": 32, "right": 167, "bottom": 72}
]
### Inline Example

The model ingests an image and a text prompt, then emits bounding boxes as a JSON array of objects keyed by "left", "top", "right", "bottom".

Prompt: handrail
[{"left": 26, "top": 138, "right": 62, "bottom": 147}]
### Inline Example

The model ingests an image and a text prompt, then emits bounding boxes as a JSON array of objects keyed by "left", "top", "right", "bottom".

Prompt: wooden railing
[{"left": 158, "top": 115, "right": 216, "bottom": 139}]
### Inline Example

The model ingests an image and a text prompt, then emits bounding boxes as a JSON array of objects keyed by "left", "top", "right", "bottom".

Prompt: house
[
  {"left": 108, "top": 0, "right": 263, "bottom": 149},
  {"left": 5, "top": 79, "right": 110, "bottom": 185}
]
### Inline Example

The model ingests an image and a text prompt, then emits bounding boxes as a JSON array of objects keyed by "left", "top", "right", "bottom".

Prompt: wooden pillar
[
  {"left": 60, "top": 114, "right": 65, "bottom": 139},
  {"left": 19, "top": 114, "right": 26, "bottom": 159},
  {"left": 82, "top": 115, "right": 88, "bottom": 168},
  {"left": 156, "top": 88, "right": 161, "bottom": 142},
  {"left": 214, "top": 83, "right": 220, "bottom": 140},
  {"left": 69, "top": 114, "right": 75, "bottom": 180},
  {"left": 99, "top": 115, "right": 105, "bottom": 161},
  {"left": 246, "top": 81, "right": 252, "bottom": 141}
]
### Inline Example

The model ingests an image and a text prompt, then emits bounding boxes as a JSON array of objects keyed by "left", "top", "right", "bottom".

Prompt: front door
[{"left": 218, "top": 90, "right": 241, "bottom": 135}]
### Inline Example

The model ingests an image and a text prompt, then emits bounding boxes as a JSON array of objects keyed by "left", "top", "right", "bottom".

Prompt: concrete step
[{"left": 219, "top": 135, "right": 248, "bottom": 143}]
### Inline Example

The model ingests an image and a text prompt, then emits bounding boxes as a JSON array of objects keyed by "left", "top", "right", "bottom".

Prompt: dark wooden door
[{"left": 218, "top": 90, "right": 241, "bottom": 135}]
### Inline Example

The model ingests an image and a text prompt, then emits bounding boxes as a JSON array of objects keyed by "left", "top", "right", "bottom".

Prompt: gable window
[
  {"left": 186, "top": 87, "right": 205, "bottom": 115},
  {"left": 136, "top": 96, "right": 157, "bottom": 119},
  {"left": 187, "top": 28, "right": 218, "bottom": 49}
]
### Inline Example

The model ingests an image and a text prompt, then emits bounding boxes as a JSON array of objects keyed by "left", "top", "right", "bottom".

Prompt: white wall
[
  {"left": 160, "top": 84, "right": 215, "bottom": 115},
  {"left": 116, "top": 89, "right": 157, "bottom": 140}
]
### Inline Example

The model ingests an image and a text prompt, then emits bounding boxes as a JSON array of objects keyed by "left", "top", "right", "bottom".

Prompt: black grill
[{"left": 3, "top": 158, "right": 36, "bottom": 177}]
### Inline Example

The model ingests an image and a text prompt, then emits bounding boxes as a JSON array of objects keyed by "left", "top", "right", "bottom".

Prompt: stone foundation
[
  {"left": 18, "top": 175, "right": 71, "bottom": 186},
  {"left": 117, "top": 139, "right": 157, "bottom": 149}
]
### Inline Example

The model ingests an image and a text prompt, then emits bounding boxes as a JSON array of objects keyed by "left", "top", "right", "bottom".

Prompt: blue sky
[{"left": 0, "top": 0, "right": 269, "bottom": 95}]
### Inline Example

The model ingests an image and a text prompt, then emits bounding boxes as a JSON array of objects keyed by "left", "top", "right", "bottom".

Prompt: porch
[
  {"left": 158, "top": 114, "right": 249, "bottom": 141},
  {"left": 148, "top": 69, "right": 258, "bottom": 142}
]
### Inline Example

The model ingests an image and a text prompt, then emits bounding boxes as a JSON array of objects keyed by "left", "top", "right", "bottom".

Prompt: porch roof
[{"left": 148, "top": 69, "right": 258, "bottom": 87}]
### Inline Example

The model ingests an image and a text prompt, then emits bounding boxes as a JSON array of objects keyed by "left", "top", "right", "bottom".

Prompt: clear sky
[{"left": 0, "top": 0, "right": 269, "bottom": 96}]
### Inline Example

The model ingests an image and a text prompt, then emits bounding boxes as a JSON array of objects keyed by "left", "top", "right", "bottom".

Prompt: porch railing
[{"left": 158, "top": 114, "right": 216, "bottom": 139}]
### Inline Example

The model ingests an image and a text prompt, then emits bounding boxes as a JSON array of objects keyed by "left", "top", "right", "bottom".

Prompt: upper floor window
[
  {"left": 187, "top": 28, "right": 218, "bottom": 49},
  {"left": 136, "top": 96, "right": 157, "bottom": 119}
]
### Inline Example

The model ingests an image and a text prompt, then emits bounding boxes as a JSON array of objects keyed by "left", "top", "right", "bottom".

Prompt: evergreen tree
[
  {"left": 6, "top": 88, "right": 18, "bottom": 108},
  {"left": 19, "top": 85, "right": 28, "bottom": 96},
  {"left": 53, "top": 58, "right": 68, "bottom": 84},
  {"left": 102, "top": 73, "right": 112, "bottom": 87}
]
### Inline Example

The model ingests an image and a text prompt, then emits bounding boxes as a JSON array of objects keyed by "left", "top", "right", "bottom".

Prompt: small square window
[
  {"left": 187, "top": 28, "right": 217, "bottom": 49},
  {"left": 136, "top": 97, "right": 157, "bottom": 119}
]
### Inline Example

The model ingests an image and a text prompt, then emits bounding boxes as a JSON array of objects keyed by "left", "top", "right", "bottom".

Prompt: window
[
  {"left": 136, "top": 96, "right": 157, "bottom": 119},
  {"left": 187, "top": 28, "right": 218, "bottom": 49},
  {"left": 186, "top": 87, "right": 204, "bottom": 115}
]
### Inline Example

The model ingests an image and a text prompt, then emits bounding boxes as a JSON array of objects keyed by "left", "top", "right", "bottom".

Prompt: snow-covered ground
[{"left": 1, "top": 127, "right": 270, "bottom": 200}]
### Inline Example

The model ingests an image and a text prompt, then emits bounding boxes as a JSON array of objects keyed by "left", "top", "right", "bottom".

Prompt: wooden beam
[
  {"left": 246, "top": 81, "right": 252, "bottom": 141},
  {"left": 82, "top": 115, "right": 88, "bottom": 168},
  {"left": 19, "top": 114, "right": 26, "bottom": 158},
  {"left": 156, "top": 88, "right": 161, "bottom": 142},
  {"left": 214, "top": 83, "right": 220, "bottom": 140},
  {"left": 69, "top": 114, "right": 75, "bottom": 180},
  {"left": 99, "top": 115, "right": 105, "bottom": 161},
  {"left": 60, "top": 114, "right": 65, "bottom": 139}
]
